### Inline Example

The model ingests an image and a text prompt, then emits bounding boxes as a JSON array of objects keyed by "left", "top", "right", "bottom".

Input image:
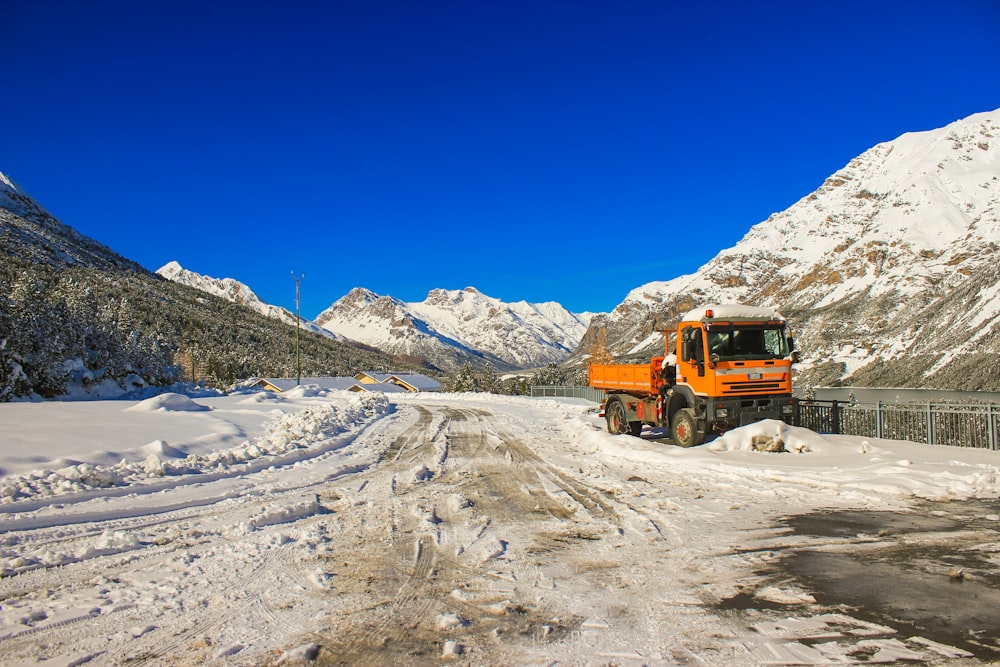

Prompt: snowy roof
[
  {"left": 363, "top": 382, "right": 410, "bottom": 393},
  {"left": 355, "top": 372, "right": 442, "bottom": 392},
  {"left": 384, "top": 373, "right": 443, "bottom": 391},
  {"left": 356, "top": 372, "right": 394, "bottom": 383},
  {"left": 253, "top": 377, "right": 408, "bottom": 393}
]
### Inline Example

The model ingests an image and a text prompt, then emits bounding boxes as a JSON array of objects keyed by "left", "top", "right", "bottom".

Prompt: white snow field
[{"left": 1, "top": 388, "right": 999, "bottom": 665}]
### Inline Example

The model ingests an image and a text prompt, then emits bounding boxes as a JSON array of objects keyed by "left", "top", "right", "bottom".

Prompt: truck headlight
[
  {"left": 781, "top": 403, "right": 794, "bottom": 415},
  {"left": 716, "top": 408, "right": 729, "bottom": 418}
]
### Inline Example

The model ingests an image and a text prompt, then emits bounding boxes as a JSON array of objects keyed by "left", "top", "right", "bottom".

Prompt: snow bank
[{"left": 0, "top": 392, "right": 389, "bottom": 505}]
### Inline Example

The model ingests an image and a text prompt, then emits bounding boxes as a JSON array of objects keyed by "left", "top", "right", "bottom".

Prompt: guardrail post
[
  {"left": 990, "top": 403, "right": 997, "bottom": 451},
  {"left": 876, "top": 401, "right": 883, "bottom": 439},
  {"left": 831, "top": 400, "right": 840, "bottom": 434},
  {"left": 927, "top": 402, "right": 934, "bottom": 446}
]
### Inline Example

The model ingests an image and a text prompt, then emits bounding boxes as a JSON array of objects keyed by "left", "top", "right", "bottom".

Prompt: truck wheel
[
  {"left": 607, "top": 397, "right": 642, "bottom": 437},
  {"left": 606, "top": 397, "right": 629, "bottom": 435},
  {"left": 671, "top": 408, "right": 701, "bottom": 447}
]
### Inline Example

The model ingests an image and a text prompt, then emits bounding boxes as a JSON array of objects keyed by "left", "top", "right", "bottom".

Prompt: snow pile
[
  {"left": 708, "top": 420, "right": 820, "bottom": 453},
  {"left": 125, "top": 392, "right": 213, "bottom": 412},
  {"left": 0, "top": 392, "right": 389, "bottom": 504},
  {"left": 238, "top": 390, "right": 285, "bottom": 404}
]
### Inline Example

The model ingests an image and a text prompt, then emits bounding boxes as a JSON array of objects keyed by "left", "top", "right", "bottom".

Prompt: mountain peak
[
  {"left": 342, "top": 287, "right": 381, "bottom": 303},
  {"left": 0, "top": 170, "right": 26, "bottom": 196},
  {"left": 157, "top": 260, "right": 184, "bottom": 278}
]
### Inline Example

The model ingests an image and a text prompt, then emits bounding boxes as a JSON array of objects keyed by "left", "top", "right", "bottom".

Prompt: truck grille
[{"left": 723, "top": 381, "right": 785, "bottom": 393}]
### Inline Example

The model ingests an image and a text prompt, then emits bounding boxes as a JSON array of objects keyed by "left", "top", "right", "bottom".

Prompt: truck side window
[{"left": 681, "top": 327, "right": 694, "bottom": 361}]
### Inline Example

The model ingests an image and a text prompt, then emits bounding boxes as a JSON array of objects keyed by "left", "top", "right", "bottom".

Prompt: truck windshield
[{"left": 706, "top": 324, "right": 789, "bottom": 361}]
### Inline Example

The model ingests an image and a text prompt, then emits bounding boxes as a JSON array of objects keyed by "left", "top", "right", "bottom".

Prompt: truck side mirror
[{"left": 787, "top": 336, "right": 796, "bottom": 352}]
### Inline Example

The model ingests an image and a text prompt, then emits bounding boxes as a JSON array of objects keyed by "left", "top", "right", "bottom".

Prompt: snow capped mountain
[
  {"left": 315, "top": 286, "right": 592, "bottom": 372},
  {"left": 154, "top": 266, "right": 591, "bottom": 372},
  {"left": 575, "top": 109, "right": 1000, "bottom": 390},
  {"left": 156, "top": 261, "right": 339, "bottom": 339}
]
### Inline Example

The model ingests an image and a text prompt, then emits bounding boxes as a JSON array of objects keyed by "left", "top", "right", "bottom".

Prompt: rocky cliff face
[{"left": 572, "top": 109, "right": 1000, "bottom": 391}]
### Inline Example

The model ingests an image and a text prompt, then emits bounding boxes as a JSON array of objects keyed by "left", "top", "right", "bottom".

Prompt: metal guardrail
[
  {"left": 531, "top": 387, "right": 1000, "bottom": 450},
  {"left": 797, "top": 400, "right": 999, "bottom": 450},
  {"left": 530, "top": 385, "right": 607, "bottom": 403}
]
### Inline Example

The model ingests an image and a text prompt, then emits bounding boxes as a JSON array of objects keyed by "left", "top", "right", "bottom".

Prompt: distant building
[{"left": 252, "top": 372, "right": 440, "bottom": 394}]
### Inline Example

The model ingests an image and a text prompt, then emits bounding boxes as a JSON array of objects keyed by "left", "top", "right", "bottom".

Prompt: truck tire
[
  {"left": 606, "top": 397, "right": 642, "bottom": 436},
  {"left": 671, "top": 408, "right": 701, "bottom": 447}
]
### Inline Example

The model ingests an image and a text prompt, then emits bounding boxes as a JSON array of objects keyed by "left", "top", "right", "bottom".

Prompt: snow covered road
[{"left": 1, "top": 390, "right": 999, "bottom": 665}]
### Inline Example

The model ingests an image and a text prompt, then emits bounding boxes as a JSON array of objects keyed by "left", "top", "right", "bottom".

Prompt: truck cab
[{"left": 671, "top": 305, "right": 795, "bottom": 443}]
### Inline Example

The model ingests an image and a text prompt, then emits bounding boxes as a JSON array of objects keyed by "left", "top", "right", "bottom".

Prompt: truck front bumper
[{"left": 707, "top": 396, "right": 795, "bottom": 432}]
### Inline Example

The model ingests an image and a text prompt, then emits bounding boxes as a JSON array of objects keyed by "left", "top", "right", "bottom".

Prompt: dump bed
[{"left": 589, "top": 362, "right": 659, "bottom": 397}]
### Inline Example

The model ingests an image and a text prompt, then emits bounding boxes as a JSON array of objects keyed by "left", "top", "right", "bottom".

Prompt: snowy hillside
[
  {"left": 0, "top": 170, "right": 147, "bottom": 273},
  {"left": 316, "top": 286, "right": 592, "bottom": 372},
  {"left": 156, "top": 261, "right": 339, "bottom": 340},
  {"left": 576, "top": 109, "right": 1000, "bottom": 390}
]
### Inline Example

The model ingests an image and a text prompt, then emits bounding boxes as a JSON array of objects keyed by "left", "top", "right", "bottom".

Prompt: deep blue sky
[{"left": 3, "top": 1, "right": 999, "bottom": 317}]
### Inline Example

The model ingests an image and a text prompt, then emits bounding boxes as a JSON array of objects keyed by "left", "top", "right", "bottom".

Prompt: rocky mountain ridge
[
  {"left": 0, "top": 172, "right": 147, "bottom": 274},
  {"left": 156, "top": 261, "right": 338, "bottom": 340},
  {"left": 154, "top": 266, "right": 593, "bottom": 373},
  {"left": 574, "top": 109, "right": 1000, "bottom": 390},
  {"left": 314, "top": 286, "right": 592, "bottom": 372}
]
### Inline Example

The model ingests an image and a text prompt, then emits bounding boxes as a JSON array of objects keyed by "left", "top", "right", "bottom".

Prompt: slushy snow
[{"left": 0, "top": 388, "right": 997, "bottom": 665}]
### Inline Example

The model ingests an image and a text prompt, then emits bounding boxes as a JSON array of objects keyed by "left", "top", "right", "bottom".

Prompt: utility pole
[{"left": 292, "top": 272, "right": 304, "bottom": 385}]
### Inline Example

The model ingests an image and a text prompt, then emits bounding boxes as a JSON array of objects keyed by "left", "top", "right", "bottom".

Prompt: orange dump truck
[{"left": 589, "top": 304, "right": 796, "bottom": 446}]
